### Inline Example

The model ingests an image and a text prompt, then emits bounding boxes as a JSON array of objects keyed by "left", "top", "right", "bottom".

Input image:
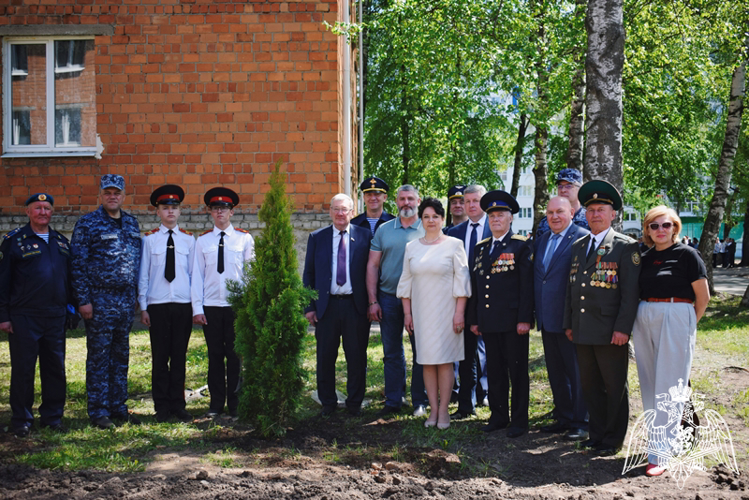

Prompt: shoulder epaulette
[
  {"left": 235, "top": 228, "right": 250, "bottom": 234},
  {"left": 478, "top": 236, "right": 492, "bottom": 245},
  {"left": 613, "top": 232, "right": 636, "bottom": 243},
  {"left": 511, "top": 234, "right": 528, "bottom": 241},
  {"left": 200, "top": 229, "right": 213, "bottom": 236},
  {"left": 2, "top": 227, "right": 22, "bottom": 240},
  {"left": 179, "top": 227, "right": 193, "bottom": 236},
  {"left": 144, "top": 228, "right": 159, "bottom": 236},
  {"left": 53, "top": 231, "right": 70, "bottom": 242}
]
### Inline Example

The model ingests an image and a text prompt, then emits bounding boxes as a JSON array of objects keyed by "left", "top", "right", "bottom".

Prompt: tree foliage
[{"left": 230, "top": 161, "right": 316, "bottom": 437}]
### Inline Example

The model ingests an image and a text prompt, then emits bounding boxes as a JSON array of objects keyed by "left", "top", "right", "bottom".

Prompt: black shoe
[
  {"left": 540, "top": 421, "right": 570, "bottom": 433},
  {"left": 450, "top": 409, "right": 475, "bottom": 420},
  {"left": 156, "top": 411, "right": 171, "bottom": 423},
  {"left": 41, "top": 422, "right": 67, "bottom": 434},
  {"left": 375, "top": 406, "right": 401, "bottom": 418},
  {"left": 172, "top": 410, "right": 193, "bottom": 423},
  {"left": 112, "top": 413, "right": 141, "bottom": 426},
  {"left": 205, "top": 409, "right": 221, "bottom": 418},
  {"left": 594, "top": 443, "right": 622, "bottom": 456},
  {"left": 92, "top": 416, "right": 115, "bottom": 430},
  {"left": 580, "top": 438, "right": 599, "bottom": 448},
  {"left": 13, "top": 425, "right": 30, "bottom": 438},
  {"left": 566, "top": 428, "right": 589, "bottom": 441},
  {"left": 347, "top": 407, "right": 362, "bottom": 417},
  {"left": 507, "top": 427, "right": 527, "bottom": 438},
  {"left": 321, "top": 405, "right": 337, "bottom": 417},
  {"left": 482, "top": 421, "right": 509, "bottom": 433}
]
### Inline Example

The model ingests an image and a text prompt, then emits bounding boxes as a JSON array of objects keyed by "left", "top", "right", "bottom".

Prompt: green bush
[{"left": 229, "top": 161, "right": 316, "bottom": 437}]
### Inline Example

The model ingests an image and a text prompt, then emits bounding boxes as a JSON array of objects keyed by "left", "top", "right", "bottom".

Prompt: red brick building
[{"left": 0, "top": 0, "right": 358, "bottom": 239}]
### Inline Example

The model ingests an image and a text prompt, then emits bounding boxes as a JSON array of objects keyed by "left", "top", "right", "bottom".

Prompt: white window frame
[{"left": 2, "top": 36, "right": 96, "bottom": 157}]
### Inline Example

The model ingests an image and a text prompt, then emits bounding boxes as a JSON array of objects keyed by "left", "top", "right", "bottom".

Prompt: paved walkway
[{"left": 712, "top": 266, "right": 748, "bottom": 296}]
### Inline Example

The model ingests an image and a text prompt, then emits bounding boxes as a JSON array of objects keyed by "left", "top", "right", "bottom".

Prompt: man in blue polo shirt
[{"left": 366, "top": 185, "right": 428, "bottom": 417}]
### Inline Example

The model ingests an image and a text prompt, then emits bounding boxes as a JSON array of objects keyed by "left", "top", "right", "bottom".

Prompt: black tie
[
  {"left": 490, "top": 240, "right": 501, "bottom": 261},
  {"left": 218, "top": 231, "right": 225, "bottom": 274},
  {"left": 468, "top": 222, "right": 479, "bottom": 265},
  {"left": 587, "top": 237, "right": 597, "bottom": 261},
  {"left": 165, "top": 229, "right": 175, "bottom": 282}
]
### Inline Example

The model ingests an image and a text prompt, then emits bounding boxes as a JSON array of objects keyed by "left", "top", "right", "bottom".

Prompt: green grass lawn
[{"left": 0, "top": 295, "right": 746, "bottom": 473}]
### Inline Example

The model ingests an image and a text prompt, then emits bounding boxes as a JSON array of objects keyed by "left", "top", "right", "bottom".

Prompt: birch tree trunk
[
  {"left": 533, "top": 127, "right": 550, "bottom": 235},
  {"left": 699, "top": 50, "right": 747, "bottom": 294},
  {"left": 584, "top": 0, "right": 624, "bottom": 190}
]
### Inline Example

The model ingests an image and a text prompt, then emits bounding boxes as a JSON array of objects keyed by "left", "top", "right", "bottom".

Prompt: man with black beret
[
  {"left": 563, "top": 180, "right": 640, "bottom": 456},
  {"left": 191, "top": 187, "right": 254, "bottom": 418},
  {"left": 467, "top": 190, "right": 534, "bottom": 438},
  {"left": 0, "top": 194, "right": 72, "bottom": 436},
  {"left": 351, "top": 176, "right": 395, "bottom": 236},
  {"left": 138, "top": 185, "right": 195, "bottom": 423}
]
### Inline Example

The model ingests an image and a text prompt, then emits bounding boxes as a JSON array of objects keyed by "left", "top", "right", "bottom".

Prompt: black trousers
[
  {"left": 315, "top": 295, "right": 371, "bottom": 410},
  {"left": 203, "top": 306, "right": 240, "bottom": 413},
  {"left": 8, "top": 313, "right": 66, "bottom": 429},
  {"left": 148, "top": 302, "right": 192, "bottom": 414},
  {"left": 483, "top": 331, "right": 529, "bottom": 429},
  {"left": 575, "top": 343, "right": 629, "bottom": 448}
]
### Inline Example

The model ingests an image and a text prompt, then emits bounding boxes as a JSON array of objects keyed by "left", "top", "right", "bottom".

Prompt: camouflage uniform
[
  {"left": 535, "top": 207, "right": 589, "bottom": 238},
  {"left": 71, "top": 206, "right": 141, "bottom": 420}
]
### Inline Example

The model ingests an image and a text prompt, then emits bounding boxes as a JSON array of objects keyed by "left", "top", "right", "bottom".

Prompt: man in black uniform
[
  {"left": 350, "top": 176, "right": 395, "bottom": 235},
  {"left": 0, "top": 193, "right": 72, "bottom": 437},
  {"left": 467, "top": 190, "right": 533, "bottom": 438},
  {"left": 444, "top": 185, "right": 467, "bottom": 231}
]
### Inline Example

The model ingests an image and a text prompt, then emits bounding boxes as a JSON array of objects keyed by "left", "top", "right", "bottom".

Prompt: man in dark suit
[
  {"left": 351, "top": 176, "right": 395, "bottom": 236},
  {"left": 534, "top": 196, "right": 589, "bottom": 441},
  {"left": 563, "top": 180, "right": 640, "bottom": 455},
  {"left": 467, "top": 190, "right": 533, "bottom": 438},
  {"left": 303, "top": 193, "right": 373, "bottom": 417},
  {"left": 448, "top": 185, "right": 491, "bottom": 419}
]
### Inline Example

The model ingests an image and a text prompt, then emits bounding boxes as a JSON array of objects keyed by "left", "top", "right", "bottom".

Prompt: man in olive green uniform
[{"left": 563, "top": 180, "right": 640, "bottom": 455}]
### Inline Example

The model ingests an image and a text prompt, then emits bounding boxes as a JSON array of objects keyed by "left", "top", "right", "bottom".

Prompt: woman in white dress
[{"left": 397, "top": 198, "right": 471, "bottom": 429}]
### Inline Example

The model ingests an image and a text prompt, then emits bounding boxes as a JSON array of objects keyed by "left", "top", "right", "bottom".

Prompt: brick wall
[{"left": 0, "top": 0, "right": 354, "bottom": 221}]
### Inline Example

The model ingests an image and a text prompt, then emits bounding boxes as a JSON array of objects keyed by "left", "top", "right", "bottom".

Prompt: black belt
[{"left": 330, "top": 294, "right": 353, "bottom": 299}]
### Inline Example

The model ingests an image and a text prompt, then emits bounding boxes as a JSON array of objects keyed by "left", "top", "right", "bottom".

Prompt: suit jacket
[
  {"left": 350, "top": 211, "right": 395, "bottom": 235},
  {"left": 562, "top": 229, "right": 641, "bottom": 345},
  {"left": 466, "top": 230, "right": 534, "bottom": 333},
  {"left": 533, "top": 223, "right": 590, "bottom": 333},
  {"left": 303, "top": 224, "right": 372, "bottom": 319}
]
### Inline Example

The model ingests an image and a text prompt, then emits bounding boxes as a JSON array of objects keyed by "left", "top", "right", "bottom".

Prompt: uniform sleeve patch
[{"left": 632, "top": 252, "right": 641, "bottom": 266}]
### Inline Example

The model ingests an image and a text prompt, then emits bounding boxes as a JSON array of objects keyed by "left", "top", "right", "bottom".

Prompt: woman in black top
[{"left": 632, "top": 206, "right": 709, "bottom": 477}]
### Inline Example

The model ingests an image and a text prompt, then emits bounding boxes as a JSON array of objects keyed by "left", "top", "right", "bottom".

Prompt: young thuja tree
[{"left": 229, "top": 160, "right": 316, "bottom": 437}]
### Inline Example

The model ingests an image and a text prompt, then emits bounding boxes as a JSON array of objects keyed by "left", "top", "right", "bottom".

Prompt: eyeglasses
[{"left": 649, "top": 222, "right": 673, "bottom": 231}]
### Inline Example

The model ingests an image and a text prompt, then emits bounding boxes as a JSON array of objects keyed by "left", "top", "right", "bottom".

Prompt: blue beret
[{"left": 25, "top": 193, "right": 54, "bottom": 206}]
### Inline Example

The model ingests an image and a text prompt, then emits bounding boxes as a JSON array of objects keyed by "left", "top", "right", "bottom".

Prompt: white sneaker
[{"left": 413, "top": 405, "right": 427, "bottom": 417}]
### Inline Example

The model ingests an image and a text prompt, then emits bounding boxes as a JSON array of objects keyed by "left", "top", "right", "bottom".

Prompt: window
[
  {"left": 3, "top": 38, "right": 96, "bottom": 156},
  {"left": 518, "top": 185, "right": 533, "bottom": 197},
  {"left": 623, "top": 211, "right": 639, "bottom": 222},
  {"left": 519, "top": 207, "right": 532, "bottom": 219}
]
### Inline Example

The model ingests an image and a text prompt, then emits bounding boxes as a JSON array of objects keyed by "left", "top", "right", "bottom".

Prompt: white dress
[{"left": 396, "top": 236, "right": 472, "bottom": 365}]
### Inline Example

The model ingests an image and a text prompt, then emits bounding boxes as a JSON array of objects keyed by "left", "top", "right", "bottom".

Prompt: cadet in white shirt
[
  {"left": 138, "top": 185, "right": 196, "bottom": 423},
  {"left": 191, "top": 187, "right": 254, "bottom": 418}
]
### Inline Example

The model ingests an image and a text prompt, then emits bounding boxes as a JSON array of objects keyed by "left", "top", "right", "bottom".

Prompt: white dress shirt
[
  {"left": 138, "top": 224, "right": 195, "bottom": 310},
  {"left": 464, "top": 215, "right": 487, "bottom": 257},
  {"left": 191, "top": 224, "right": 254, "bottom": 315},
  {"left": 587, "top": 227, "right": 610, "bottom": 255},
  {"left": 330, "top": 224, "right": 353, "bottom": 295}
]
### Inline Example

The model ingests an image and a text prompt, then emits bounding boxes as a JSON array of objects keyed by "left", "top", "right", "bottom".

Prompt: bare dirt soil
[{"left": 0, "top": 366, "right": 746, "bottom": 500}]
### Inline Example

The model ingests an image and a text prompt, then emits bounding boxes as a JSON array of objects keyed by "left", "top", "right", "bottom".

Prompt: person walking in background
[
  {"left": 138, "top": 185, "right": 195, "bottom": 423},
  {"left": 71, "top": 174, "right": 142, "bottom": 429},
  {"left": 633, "top": 206, "right": 709, "bottom": 477},
  {"left": 534, "top": 196, "right": 590, "bottom": 442},
  {"left": 0, "top": 193, "right": 73, "bottom": 436},
  {"left": 397, "top": 198, "right": 471, "bottom": 429},
  {"left": 303, "top": 194, "right": 372, "bottom": 418},
  {"left": 191, "top": 187, "right": 254, "bottom": 419},
  {"left": 367, "top": 185, "right": 428, "bottom": 418}
]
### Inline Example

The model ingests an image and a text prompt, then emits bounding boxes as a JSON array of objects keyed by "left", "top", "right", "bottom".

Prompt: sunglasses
[{"left": 649, "top": 222, "right": 673, "bottom": 231}]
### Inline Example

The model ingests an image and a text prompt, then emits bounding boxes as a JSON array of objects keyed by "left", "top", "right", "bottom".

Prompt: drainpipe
[{"left": 342, "top": 0, "right": 352, "bottom": 196}]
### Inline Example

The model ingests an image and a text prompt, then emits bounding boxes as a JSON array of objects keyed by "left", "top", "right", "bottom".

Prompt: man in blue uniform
[
  {"left": 350, "top": 176, "right": 395, "bottom": 235},
  {"left": 467, "top": 190, "right": 533, "bottom": 438},
  {"left": 0, "top": 193, "right": 72, "bottom": 437},
  {"left": 138, "top": 185, "right": 195, "bottom": 423},
  {"left": 536, "top": 169, "right": 590, "bottom": 237},
  {"left": 71, "top": 174, "right": 142, "bottom": 429}
]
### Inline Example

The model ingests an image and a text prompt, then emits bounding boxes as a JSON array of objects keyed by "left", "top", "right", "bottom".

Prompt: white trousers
[{"left": 633, "top": 301, "right": 696, "bottom": 465}]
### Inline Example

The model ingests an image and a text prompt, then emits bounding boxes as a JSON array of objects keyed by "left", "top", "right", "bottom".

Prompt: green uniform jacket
[{"left": 562, "top": 229, "right": 640, "bottom": 344}]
